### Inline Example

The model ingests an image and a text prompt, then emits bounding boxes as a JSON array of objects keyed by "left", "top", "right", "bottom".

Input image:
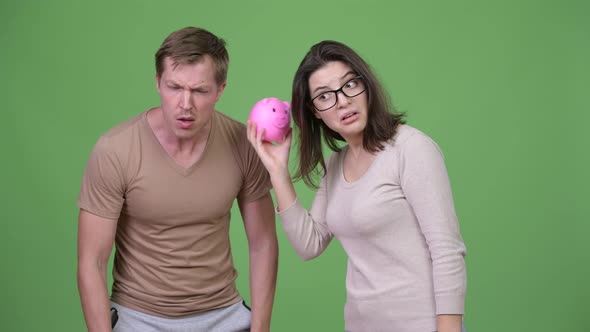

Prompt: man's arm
[
  {"left": 437, "top": 314, "right": 463, "bottom": 332},
  {"left": 238, "top": 193, "right": 278, "bottom": 332},
  {"left": 77, "top": 209, "right": 117, "bottom": 332}
]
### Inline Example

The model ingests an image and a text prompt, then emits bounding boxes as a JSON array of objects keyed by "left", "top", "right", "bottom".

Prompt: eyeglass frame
[{"left": 310, "top": 76, "right": 366, "bottom": 112}]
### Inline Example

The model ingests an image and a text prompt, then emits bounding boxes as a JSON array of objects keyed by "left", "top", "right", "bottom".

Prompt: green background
[{"left": 1, "top": 0, "right": 588, "bottom": 331}]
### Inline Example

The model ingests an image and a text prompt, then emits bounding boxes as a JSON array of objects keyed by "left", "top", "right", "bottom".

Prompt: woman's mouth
[{"left": 341, "top": 112, "right": 359, "bottom": 124}]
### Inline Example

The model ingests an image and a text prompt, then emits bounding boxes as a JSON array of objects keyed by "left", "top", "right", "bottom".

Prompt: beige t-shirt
[{"left": 78, "top": 110, "right": 271, "bottom": 317}]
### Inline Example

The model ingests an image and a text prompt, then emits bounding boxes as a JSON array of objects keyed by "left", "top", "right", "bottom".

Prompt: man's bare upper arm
[
  {"left": 238, "top": 193, "right": 276, "bottom": 246},
  {"left": 77, "top": 209, "right": 117, "bottom": 264}
]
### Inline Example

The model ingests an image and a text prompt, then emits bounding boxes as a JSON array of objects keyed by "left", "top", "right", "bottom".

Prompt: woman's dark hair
[{"left": 291, "top": 40, "right": 405, "bottom": 188}]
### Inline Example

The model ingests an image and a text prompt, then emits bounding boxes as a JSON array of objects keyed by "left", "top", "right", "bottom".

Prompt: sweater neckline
[{"left": 338, "top": 145, "right": 384, "bottom": 188}]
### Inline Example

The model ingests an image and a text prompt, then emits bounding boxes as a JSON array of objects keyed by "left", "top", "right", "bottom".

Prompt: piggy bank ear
[{"left": 283, "top": 101, "right": 291, "bottom": 110}]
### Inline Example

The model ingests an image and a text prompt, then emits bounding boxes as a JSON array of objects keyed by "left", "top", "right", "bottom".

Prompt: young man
[{"left": 77, "top": 27, "right": 277, "bottom": 332}]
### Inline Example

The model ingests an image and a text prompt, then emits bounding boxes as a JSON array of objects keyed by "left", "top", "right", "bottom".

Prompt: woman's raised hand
[{"left": 246, "top": 120, "right": 293, "bottom": 180}]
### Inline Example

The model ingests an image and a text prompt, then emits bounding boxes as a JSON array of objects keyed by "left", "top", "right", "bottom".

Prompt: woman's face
[{"left": 308, "top": 61, "right": 368, "bottom": 144}]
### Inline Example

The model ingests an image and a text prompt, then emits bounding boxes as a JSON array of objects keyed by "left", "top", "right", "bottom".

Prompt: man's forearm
[
  {"left": 78, "top": 261, "right": 112, "bottom": 332},
  {"left": 437, "top": 314, "right": 463, "bottom": 332},
  {"left": 248, "top": 238, "right": 278, "bottom": 332}
]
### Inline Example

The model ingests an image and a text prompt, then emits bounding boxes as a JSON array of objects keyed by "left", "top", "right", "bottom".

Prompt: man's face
[{"left": 156, "top": 56, "right": 226, "bottom": 140}]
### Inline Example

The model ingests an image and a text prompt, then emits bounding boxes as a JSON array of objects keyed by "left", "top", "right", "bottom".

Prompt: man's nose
[{"left": 180, "top": 90, "right": 192, "bottom": 110}]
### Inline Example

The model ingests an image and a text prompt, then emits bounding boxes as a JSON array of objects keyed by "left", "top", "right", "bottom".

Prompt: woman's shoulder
[
  {"left": 385, "top": 124, "right": 446, "bottom": 164},
  {"left": 388, "top": 124, "right": 437, "bottom": 148}
]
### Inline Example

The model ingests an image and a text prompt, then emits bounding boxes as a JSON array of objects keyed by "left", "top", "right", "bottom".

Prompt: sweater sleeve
[
  {"left": 399, "top": 133, "right": 467, "bottom": 315},
  {"left": 278, "top": 174, "right": 334, "bottom": 261}
]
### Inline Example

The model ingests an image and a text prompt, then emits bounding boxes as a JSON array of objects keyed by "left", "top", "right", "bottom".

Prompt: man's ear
[
  {"left": 215, "top": 82, "right": 227, "bottom": 102},
  {"left": 155, "top": 74, "right": 161, "bottom": 92}
]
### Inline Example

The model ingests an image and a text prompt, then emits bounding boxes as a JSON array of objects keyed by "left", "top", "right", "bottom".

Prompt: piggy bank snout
[{"left": 273, "top": 114, "right": 290, "bottom": 128}]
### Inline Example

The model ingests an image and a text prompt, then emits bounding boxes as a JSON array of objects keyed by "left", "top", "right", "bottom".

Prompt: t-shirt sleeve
[
  {"left": 399, "top": 132, "right": 467, "bottom": 315},
  {"left": 236, "top": 135, "right": 272, "bottom": 203},
  {"left": 77, "top": 136, "right": 126, "bottom": 220}
]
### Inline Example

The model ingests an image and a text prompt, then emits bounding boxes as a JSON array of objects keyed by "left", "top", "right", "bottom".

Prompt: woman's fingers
[
  {"left": 256, "top": 126, "right": 265, "bottom": 150},
  {"left": 282, "top": 128, "right": 293, "bottom": 147},
  {"left": 247, "top": 121, "right": 287, "bottom": 173},
  {"left": 247, "top": 120, "right": 265, "bottom": 152},
  {"left": 246, "top": 120, "right": 256, "bottom": 146},
  {"left": 248, "top": 120, "right": 267, "bottom": 153}
]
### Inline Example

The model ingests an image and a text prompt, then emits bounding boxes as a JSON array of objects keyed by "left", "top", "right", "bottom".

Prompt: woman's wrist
[{"left": 270, "top": 169, "right": 291, "bottom": 186}]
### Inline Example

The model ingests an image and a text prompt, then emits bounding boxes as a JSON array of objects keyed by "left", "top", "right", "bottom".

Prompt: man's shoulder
[
  {"left": 212, "top": 111, "right": 248, "bottom": 145},
  {"left": 91, "top": 111, "right": 146, "bottom": 157},
  {"left": 101, "top": 112, "right": 146, "bottom": 141},
  {"left": 214, "top": 111, "right": 246, "bottom": 132}
]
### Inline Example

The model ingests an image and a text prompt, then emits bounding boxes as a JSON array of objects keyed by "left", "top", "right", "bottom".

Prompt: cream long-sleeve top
[{"left": 279, "top": 125, "right": 467, "bottom": 332}]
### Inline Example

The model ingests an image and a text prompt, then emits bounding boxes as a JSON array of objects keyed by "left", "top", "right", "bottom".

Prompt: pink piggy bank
[{"left": 248, "top": 97, "right": 291, "bottom": 143}]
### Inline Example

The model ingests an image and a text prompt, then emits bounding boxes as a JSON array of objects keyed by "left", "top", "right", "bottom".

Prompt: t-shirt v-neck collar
[{"left": 141, "top": 110, "right": 215, "bottom": 177}]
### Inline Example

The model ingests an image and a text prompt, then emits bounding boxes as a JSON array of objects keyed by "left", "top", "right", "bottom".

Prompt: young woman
[{"left": 247, "top": 40, "right": 467, "bottom": 332}]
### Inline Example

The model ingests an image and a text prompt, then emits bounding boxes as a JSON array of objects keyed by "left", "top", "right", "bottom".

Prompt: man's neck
[{"left": 147, "top": 107, "right": 211, "bottom": 169}]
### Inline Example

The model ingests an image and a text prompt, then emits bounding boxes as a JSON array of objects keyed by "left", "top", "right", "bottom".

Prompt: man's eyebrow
[{"left": 164, "top": 80, "right": 210, "bottom": 90}]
